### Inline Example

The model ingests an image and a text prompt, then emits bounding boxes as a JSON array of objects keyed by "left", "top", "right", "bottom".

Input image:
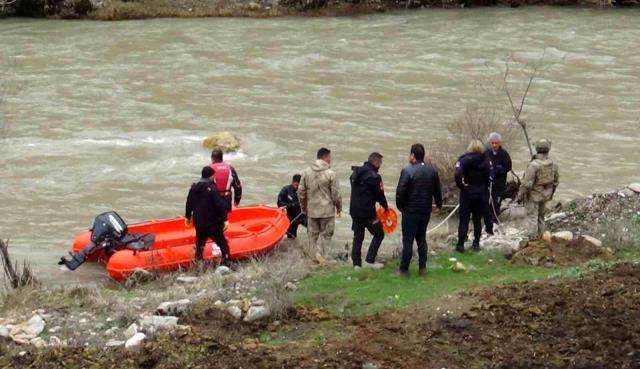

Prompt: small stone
[
  {"left": 49, "top": 336, "right": 62, "bottom": 347},
  {"left": 30, "top": 337, "right": 47, "bottom": 348},
  {"left": 284, "top": 282, "right": 297, "bottom": 291},
  {"left": 226, "top": 306, "right": 242, "bottom": 320},
  {"left": 104, "top": 327, "right": 118, "bottom": 336},
  {"left": 552, "top": 231, "right": 573, "bottom": 241},
  {"left": 124, "top": 323, "right": 138, "bottom": 338},
  {"left": 213, "top": 300, "right": 226, "bottom": 310},
  {"left": 105, "top": 339, "right": 125, "bottom": 347},
  {"left": 79, "top": 318, "right": 88, "bottom": 324},
  {"left": 362, "top": 363, "right": 379, "bottom": 369},
  {"left": 139, "top": 315, "right": 179, "bottom": 335},
  {"left": 0, "top": 325, "right": 9, "bottom": 337},
  {"left": 545, "top": 212, "right": 566, "bottom": 222},
  {"left": 452, "top": 262, "right": 467, "bottom": 273},
  {"left": 542, "top": 231, "right": 552, "bottom": 242},
  {"left": 176, "top": 276, "right": 199, "bottom": 284},
  {"left": 244, "top": 306, "right": 271, "bottom": 322},
  {"left": 125, "top": 333, "right": 146, "bottom": 350},
  {"left": 215, "top": 266, "right": 231, "bottom": 275},
  {"left": 582, "top": 235, "right": 603, "bottom": 247},
  {"left": 20, "top": 315, "right": 46, "bottom": 339},
  {"left": 628, "top": 183, "right": 640, "bottom": 193},
  {"left": 156, "top": 299, "right": 193, "bottom": 317}
]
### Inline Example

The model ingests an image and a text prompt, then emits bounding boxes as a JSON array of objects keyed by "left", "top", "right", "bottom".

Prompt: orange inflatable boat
[{"left": 64, "top": 206, "right": 289, "bottom": 281}]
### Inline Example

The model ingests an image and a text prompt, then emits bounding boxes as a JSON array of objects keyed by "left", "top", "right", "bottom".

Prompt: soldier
[{"left": 517, "top": 139, "right": 559, "bottom": 239}]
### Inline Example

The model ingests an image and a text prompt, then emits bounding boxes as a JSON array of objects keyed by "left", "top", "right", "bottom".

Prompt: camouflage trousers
[
  {"left": 307, "top": 216, "right": 335, "bottom": 256},
  {"left": 525, "top": 200, "right": 547, "bottom": 239}
]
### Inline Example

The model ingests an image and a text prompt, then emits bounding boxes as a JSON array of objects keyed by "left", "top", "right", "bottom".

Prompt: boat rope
[{"left": 427, "top": 204, "right": 460, "bottom": 235}]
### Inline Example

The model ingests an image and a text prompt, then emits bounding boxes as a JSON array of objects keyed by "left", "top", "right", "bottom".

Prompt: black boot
[
  {"left": 471, "top": 241, "right": 481, "bottom": 252},
  {"left": 455, "top": 244, "right": 465, "bottom": 253}
]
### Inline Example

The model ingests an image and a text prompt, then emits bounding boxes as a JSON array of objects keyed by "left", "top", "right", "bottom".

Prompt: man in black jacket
[
  {"left": 456, "top": 140, "right": 493, "bottom": 253},
  {"left": 396, "top": 144, "right": 443, "bottom": 276},
  {"left": 277, "top": 174, "right": 306, "bottom": 239},
  {"left": 349, "top": 152, "right": 389, "bottom": 269},
  {"left": 185, "top": 166, "right": 230, "bottom": 264},
  {"left": 484, "top": 132, "right": 512, "bottom": 222}
]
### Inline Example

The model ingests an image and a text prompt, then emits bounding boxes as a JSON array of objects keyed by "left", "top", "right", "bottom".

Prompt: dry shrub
[
  {"left": 427, "top": 104, "right": 520, "bottom": 202},
  {"left": 0, "top": 239, "right": 39, "bottom": 291}
]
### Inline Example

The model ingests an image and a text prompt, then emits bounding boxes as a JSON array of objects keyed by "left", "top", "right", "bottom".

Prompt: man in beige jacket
[{"left": 298, "top": 148, "right": 342, "bottom": 262}]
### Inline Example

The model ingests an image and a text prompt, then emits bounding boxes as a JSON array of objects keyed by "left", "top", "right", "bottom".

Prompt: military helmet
[{"left": 534, "top": 139, "right": 551, "bottom": 153}]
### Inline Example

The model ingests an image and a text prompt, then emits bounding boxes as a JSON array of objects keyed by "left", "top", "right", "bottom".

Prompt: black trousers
[
  {"left": 400, "top": 212, "right": 430, "bottom": 272},
  {"left": 287, "top": 211, "right": 307, "bottom": 238},
  {"left": 351, "top": 217, "right": 385, "bottom": 266},
  {"left": 195, "top": 224, "right": 229, "bottom": 262},
  {"left": 489, "top": 189, "right": 504, "bottom": 223},
  {"left": 458, "top": 192, "right": 492, "bottom": 246}
]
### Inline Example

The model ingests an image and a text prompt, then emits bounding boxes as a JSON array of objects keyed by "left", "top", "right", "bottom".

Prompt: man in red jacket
[{"left": 210, "top": 149, "right": 242, "bottom": 214}]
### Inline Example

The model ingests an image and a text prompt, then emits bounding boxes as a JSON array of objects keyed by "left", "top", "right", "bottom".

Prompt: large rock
[
  {"left": 226, "top": 306, "right": 242, "bottom": 320},
  {"left": 629, "top": 183, "right": 640, "bottom": 194},
  {"left": 139, "top": 315, "right": 179, "bottom": 335},
  {"left": 244, "top": 306, "right": 271, "bottom": 322},
  {"left": 202, "top": 132, "right": 240, "bottom": 152},
  {"left": 552, "top": 231, "right": 574, "bottom": 241},
  {"left": 125, "top": 333, "right": 146, "bottom": 350},
  {"left": 124, "top": 323, "right": 138, "bottom": 338},
  {"left": 12, "top": 315, "right": 45, "bottom": 340},
  {"left": 499, "top": 204, "right": 527, "bottom": 221},
  {"left": 156, "top": 299, "right": 193, "bottom": 317}
]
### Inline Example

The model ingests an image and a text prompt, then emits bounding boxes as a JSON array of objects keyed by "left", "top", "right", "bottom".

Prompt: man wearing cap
[
  {"left": 349, "top": 152, "right": 389, "bottom": 270},
  {"left": 517, "top": 139, "right": 559, "bottom": 239}
]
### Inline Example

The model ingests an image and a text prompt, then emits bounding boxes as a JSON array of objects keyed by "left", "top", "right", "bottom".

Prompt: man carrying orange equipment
[{"left": 349, "top": 152, "right": 389, "bottom": 270}]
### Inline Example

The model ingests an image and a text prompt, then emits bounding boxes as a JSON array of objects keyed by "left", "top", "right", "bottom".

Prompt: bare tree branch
[{"left": 1, "top": 239, "right": 39, "bottom": 290}]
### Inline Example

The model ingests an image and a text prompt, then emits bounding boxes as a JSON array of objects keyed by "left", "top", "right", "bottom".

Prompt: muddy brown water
[{"left": 1, "top": 8, "right": 639, "bottom": 284}]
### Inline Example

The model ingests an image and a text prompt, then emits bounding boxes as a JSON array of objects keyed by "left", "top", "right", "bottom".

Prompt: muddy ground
[
  {"left": 3, "top": 262, "right": 639, "bottom": 369},
  {"left": 510, "top": 236, "right": 613, "bottom": 266}
]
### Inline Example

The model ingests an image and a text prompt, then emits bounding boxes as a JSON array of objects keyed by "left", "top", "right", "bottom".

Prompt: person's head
[
  {"left": 534, "top": 139, "right": 551, "bottom": 154},
  {"left": 211, "top": 149, "right": 223, "bottom": 163},
  {"left": 409, "top": 143, "right": 425, "bottom": 164},
  {"left": 467, "top": 139, "right": 484, "bottom": 154},
  {"left": 368, "top": 152, "right": 383, "bottom": 170},
  {"left": 488, "top": 132, "right": 502, "bottom": 152},
  {"left": 317, "top": 147, "right": 331, "bottom": 164},
  {"left": 201, "top": 166, "right": 215, "bottom": 180},
  {"left": 291, "top": 174, "right": 301, "bottom": 191}
]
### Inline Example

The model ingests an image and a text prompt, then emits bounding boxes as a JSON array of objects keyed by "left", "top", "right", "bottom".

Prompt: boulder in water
[
  {"left": 628, "top": 183, "right": 640, "bottom": 194},
  {"left": 202, "top": 132, "right": 240, "bottom": 152}
]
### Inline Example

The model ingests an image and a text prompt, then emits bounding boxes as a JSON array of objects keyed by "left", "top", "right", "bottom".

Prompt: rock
[
  {"left": 15, "top": 315, "right": 46, "bottom": 340},
  {"left": 125, "top": 333, "right": 146, "bottom": 350},
  {"left": 30, "top": 337, "right": 47, "bottom": 349},
  {"left": 202, "top": 132, "right": 240, "bottom": 152},
  {"left": 105, "top": 339, "right": 125, "bottom": 347},
  {"left": 215, "top": 266, "right": 231, "bottom": 275},
  {"left": 213, "top": 300, "right": 226, "bottom": 310},
  {"left": 226, "top": 306, "right": 242, "bottom": 320},
  {"left": 362, "top": 363, "right": 379, "bottom": 369},
  {"left": 542, "top": 231, "right": 552, "bottom": 242},
  {"left": 284, "top": 282, "right": 297, "bottom": 291},
  {"left": 619, "top": 188, "right": 635, "bottom": 197},
  {"left": 176, "top": 276, "right": 199, "bottom": 284},
  {"left": 452, "top": 262, "right": 467, "bottom": 273},
  {"left": 251, "top": 299, "right": 266, "bottom": 307},
  {"left": 499, "top": 204, "right": 527, "bottom": 221},
  {"left": 248, "top": 1, "right": 261, "bottom": 9},
  {"left": 124, "top": 323, "right": 138, "bottom": 338},
  {"left": 139, "top": 315, "right": 179, "bottom": 335},
  {"left": 0, "top": 325, "right": 9, "bottom": 338},
  {"left": 48, "top": 326, "right": 62, "bottom": 333},
  {"left": 244, "top": 306, "right": 271, "bottom": 322},
  {"left": 545, "top": 212, "right": 567, "bottom": 222},
  {"left": 104, "top": 327, "right": 118, "bottom": 336},
  {"left": 480, "top": 236, "right": 520, "bottom": 252},
  {"left": 552, "top": 231, "right": 574, "bottom": 241},
  {"left": 156, "top": 299, "right": 193, "bottom": 317},
  {"left": 49, "top": 336, "right": 62, "bottom": 347},
  {"left": 629, "top": 183, "right": 640, "bottom": 193},
  {"left": 582, "top": 235, "right": 603, "bottom": 247},
  {"left": 226, "top": 299, "right": 243, "bottom": 308}
]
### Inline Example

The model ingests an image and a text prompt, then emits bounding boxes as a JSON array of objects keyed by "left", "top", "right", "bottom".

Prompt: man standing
[
  {"left": 277, "top": 174, "right": 306, "bottom": 239},
  {"left": 517, "top": 139, "right": 559, "bottom": 239},
  {"left": 210, "top": 149, "right": 242, "bottom": 214},
  {"left": 484, "top": 132, "right": 512, "bottom": 222},
  {"left": 298, "top": 148, "right": 342, "bottom": 263},
  {"left": 349, "top": 152, "right": 388, "bottom": 270},
  {"left": 396, "top": 144, "right": 443, "bottom": 276},
  {"left": 455, "top": 140, "right": 492, "bottom": 253},
  {"left": 185, "top": 166, "right": 230, "bottom": 266}
]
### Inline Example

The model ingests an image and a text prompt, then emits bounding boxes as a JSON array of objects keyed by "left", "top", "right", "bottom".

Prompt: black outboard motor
[{"left": 59, "top": 211, "right": 154, "bottom": 271}]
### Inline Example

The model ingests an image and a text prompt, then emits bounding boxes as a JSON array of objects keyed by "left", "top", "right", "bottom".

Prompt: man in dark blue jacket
[
  {"left": 456, "top": 140, "right": 493, "bottom": 253},
  {"left": 185, "top": 166, "right": 230, "bottom": 264},
  {"left": 484, "top": 132, "right": 512, "bottom": 222},
  {"left": 277, "top": 174, "right": 306, "bottom": 239},
  {"left": 396, "top": 144, "right": 443, "bottom": 276},
  {"left": 349, "top": 152, "right": 389, "bottom": 269}
]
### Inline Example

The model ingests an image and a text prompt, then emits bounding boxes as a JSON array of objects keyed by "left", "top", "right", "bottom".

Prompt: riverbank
[
  {"left": 1, "top": 185, "right": 639, "bottom": 367},
  {"left": 1, "top": 0, "right": 637, "bottom": 21}
]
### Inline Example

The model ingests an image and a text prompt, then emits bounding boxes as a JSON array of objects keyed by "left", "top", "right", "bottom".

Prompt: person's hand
[
  {"left": 223, "top": 221, "right": 229, "bottom": 231},
  {"left": 336, "top": 211, "right": 342, "bottom": 219},
  {"left": 184, "top": 218, "right": 192, "bottom": 228}
]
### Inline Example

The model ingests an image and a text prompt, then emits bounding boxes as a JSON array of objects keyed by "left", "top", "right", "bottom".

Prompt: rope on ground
[{"left": 427, "top": 204, "right": 460, "bottom": 235}]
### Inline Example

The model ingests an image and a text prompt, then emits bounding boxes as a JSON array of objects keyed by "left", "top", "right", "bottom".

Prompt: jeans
[
  {"left": 351, "top": 217, "right": 385, "bottom": 266},
  {"left": 195, "top": 224, "right": 229, "bottom": 261},
  {"left": 400, "top": 212, "right": 430, "bottom": 272}
]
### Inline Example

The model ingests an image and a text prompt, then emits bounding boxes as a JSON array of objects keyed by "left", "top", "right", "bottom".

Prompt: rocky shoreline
[{"left": 1, "top": 0, "right": 638, "bottom": 21}]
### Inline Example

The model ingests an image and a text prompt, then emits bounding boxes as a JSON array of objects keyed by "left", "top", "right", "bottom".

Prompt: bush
[{"left": 427, "top": 104, "right": 520, "bottom": 202}]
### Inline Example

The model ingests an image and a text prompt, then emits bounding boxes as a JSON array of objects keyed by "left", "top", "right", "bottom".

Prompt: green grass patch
[{"left": 295, "top": 248, "right": 640, "bottom": 317}]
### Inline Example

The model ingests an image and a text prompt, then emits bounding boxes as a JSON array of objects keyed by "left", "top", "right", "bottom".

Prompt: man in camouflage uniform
[
  {"left": 517, "top": 139, "right": 559, "bottom": 239},
  {"left": 298, "top": 147, "right": 342, "bottom": 262}
]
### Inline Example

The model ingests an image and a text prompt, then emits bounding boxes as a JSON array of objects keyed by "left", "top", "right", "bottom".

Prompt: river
[{"left": 1, "top": 8, "right": 639, "bottom": 284}]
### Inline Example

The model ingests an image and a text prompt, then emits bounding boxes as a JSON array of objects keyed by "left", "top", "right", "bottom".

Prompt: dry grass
[{"left": 427, "top": 104, "right": 520, "bottom": 202}]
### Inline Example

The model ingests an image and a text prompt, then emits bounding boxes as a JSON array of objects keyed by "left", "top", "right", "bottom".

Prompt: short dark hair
[
  {"left": 201, "top": 166, "right": 214, "bottom": 178},
  {"left": 410, "top": 144, "right": 425, "bottom": 161},
  {"left": 211, "top": 149, "right": 223, "bottom": 162},
  {"left": 292, "top": 174, "right": 301, "bottom": 183},
  {"left": 317, "top": 148, "right": 331, "bottom": 159},
  {"left": 368, "top": 152, "right": 383, "bottom": 162}
]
